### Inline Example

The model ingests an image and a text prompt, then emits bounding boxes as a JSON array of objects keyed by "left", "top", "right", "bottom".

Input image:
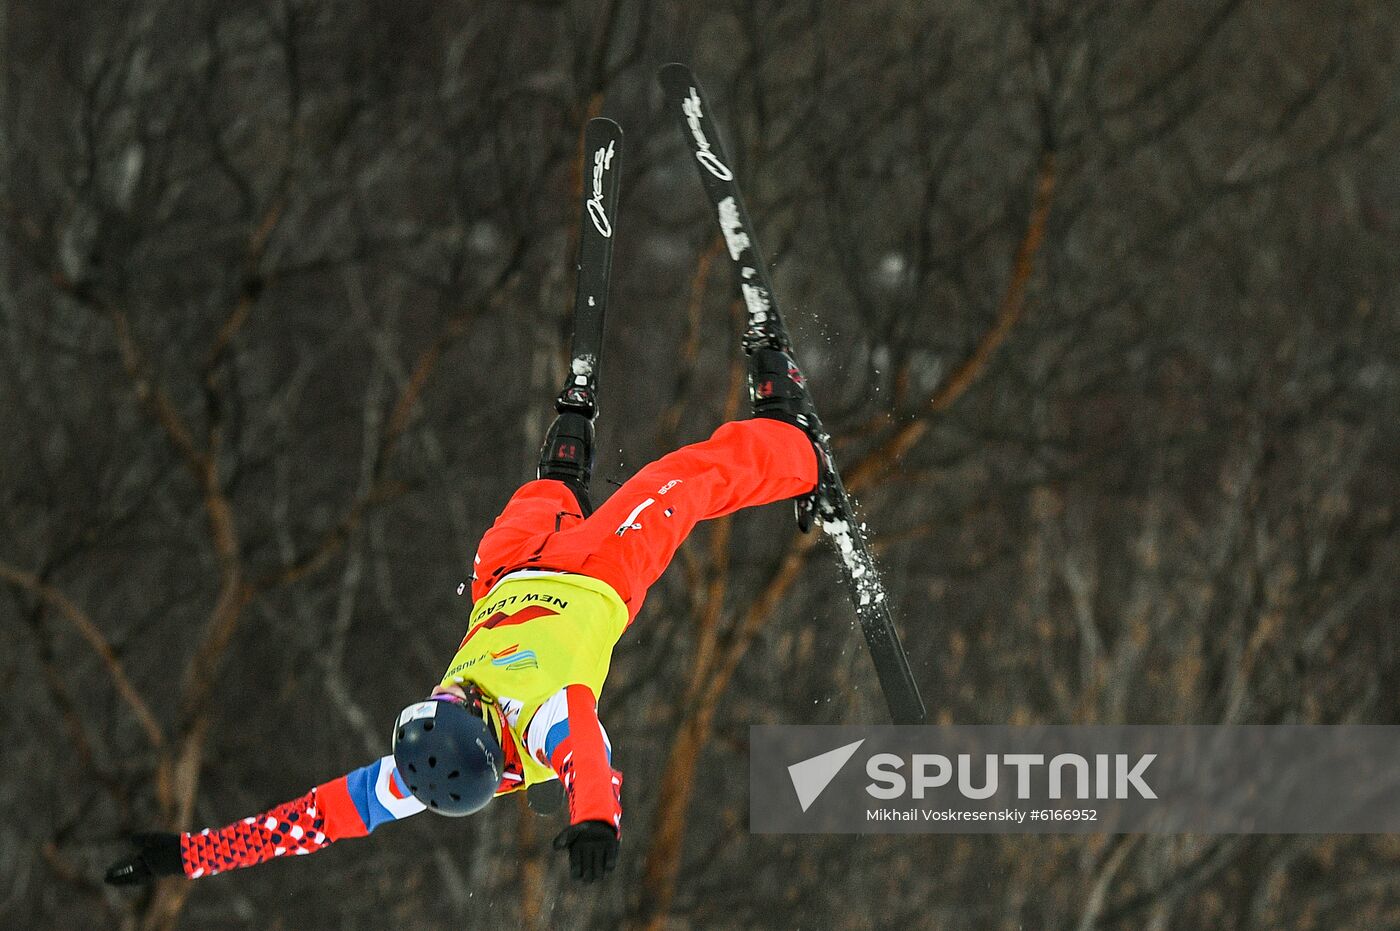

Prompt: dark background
[{"left": 2, "top": 1, "right": 1398, "bottom": 928}]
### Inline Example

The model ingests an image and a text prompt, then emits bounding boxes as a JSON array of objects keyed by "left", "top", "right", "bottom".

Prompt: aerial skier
[
  {"left": 104, "top": 117, "right": 831, "bottom": 888},
  {"left": 106, "top": 65, "right": 925, "bottom": 894},
  {"left": 105, "top": 365, "right": 823, "bottom": 887}
]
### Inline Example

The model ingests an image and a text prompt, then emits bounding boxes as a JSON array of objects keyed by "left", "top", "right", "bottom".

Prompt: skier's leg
[
  {"left": 538, "top": 411, "right": 595, "bottom": 515},
  {"left": 473, "top": 385, "right": 595, "bottom": 601},
  {"left": 747, "top": 346, "right": 835, "bottom": 532},
  {"left": 471, "top": 479, "right": 589, "bottom": 601},
  {"left": 538, "top": 418, "right": 817, "bottom": 617}
]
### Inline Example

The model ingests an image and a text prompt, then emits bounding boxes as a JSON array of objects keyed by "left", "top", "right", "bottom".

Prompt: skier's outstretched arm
[
  {"left": 105, "top": 755, "right": 425, "bottom": 884},
  {"left": 533, "top": 684, "right": 623, "bottom": 882}
]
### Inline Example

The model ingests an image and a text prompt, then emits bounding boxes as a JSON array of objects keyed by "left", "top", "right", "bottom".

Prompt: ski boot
[
  {"left": 538, "top": 410, "right": 595, "bottom": 516},
  {"left": 748, "top": 346, "right": 835, "bottom": 533}
]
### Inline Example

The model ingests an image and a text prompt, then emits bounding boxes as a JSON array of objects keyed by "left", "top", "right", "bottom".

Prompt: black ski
[
  {"left": 558, "top": 117, "right": 623, "bottom": 419},
  {"left": 658, "top": 64, "right": 927, "bottom": 725},
  {"left": 539, "top": 118, "right": 622, "bottom": 502}
]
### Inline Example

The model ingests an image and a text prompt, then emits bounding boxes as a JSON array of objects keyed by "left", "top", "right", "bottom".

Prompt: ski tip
[
  {"left": 585, "top": 116, "right": 623, "bottom": 137},
  {"left": 657, "top": 62, "right": 695, "bottom": 88}
]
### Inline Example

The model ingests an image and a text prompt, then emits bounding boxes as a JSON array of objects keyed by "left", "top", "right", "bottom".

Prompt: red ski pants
[{"left": 469, "top": 418, "right": 817, "bottom": 622}]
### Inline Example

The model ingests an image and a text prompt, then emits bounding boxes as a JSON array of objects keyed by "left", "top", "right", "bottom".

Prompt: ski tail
[
  {"left": 656, "top": 64, "right": 789, "bottom": 354},
  {"left": 558, "top": 117, "right": 623, "bottom": 418},
  {"left": 657, "top": 64, "right": 927, "bottom": 725},
  {"left": 814, "top": 485, "right": 928, "bottom": 724}
]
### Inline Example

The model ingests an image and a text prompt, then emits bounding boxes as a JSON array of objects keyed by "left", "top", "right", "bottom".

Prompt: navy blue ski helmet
[{"left": 392, "top": 696, "right": 503, "bottom": 816}]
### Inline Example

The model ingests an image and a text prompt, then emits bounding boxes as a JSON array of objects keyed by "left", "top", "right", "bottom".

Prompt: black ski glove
[
  {"left": 552, "top": 820, "right": 618, "bottom": 883},
  {"left": 104, "top": 832, "right": 185, "bottom": 885}
]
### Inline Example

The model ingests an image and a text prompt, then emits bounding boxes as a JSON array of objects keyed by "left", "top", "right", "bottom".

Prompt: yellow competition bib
[{"left": 440, "top": 572, "right": 629, "bottom": 786}]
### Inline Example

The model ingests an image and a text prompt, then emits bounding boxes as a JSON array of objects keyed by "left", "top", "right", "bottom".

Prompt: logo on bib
[{"left": 489, "top": 644, "right": 540, "bottom": 671}]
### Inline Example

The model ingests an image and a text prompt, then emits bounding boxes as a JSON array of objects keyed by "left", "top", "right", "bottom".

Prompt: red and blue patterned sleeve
[
  {"left": 527, "top": 685, "right": 623, "bottom": 836},
  {"left": 180, "top": 755, "right": 425, "bottom": 878}
]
